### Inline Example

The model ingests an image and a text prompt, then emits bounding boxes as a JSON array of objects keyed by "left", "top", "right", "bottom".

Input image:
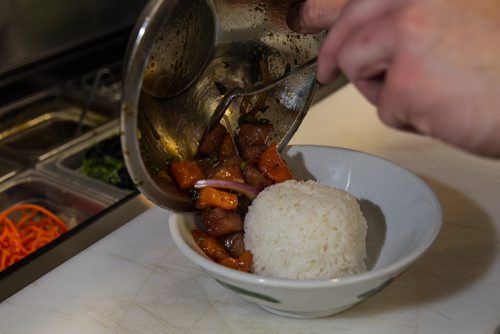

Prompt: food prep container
[
  {"left": 79, "top": 62, "right": 123, "bottom": 103},
  {"left": 0, "top": 89, "right": 116, "bottom": 164},
  {"left": 0, "top": 156, "right": 24, "bottom": 183},
  {"left": 0, "top": 169, "right": 115, "bottom": 230},
  {"left": 37, "top": 120, "right": 135, "bottom": 201},
  {"left": 66, "top": 61, "right": 124, "bottom": 108}
]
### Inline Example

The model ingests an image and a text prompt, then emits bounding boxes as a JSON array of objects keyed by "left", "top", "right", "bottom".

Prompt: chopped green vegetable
[
  {"left": 80, "top": 136, "right": 135, "bottom": 190},
  {"left": 240, "top": 161, "right": 248, "bottom": 171},
  {"left": 208, "top": 154, "right": 220, "bottom": 167}
]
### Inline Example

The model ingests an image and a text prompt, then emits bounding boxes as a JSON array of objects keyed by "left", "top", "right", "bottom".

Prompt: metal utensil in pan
[
  {"left": 121, "top": 0, "right": 325, "bottom": 211},
  {"left": 208, "top": 57, "right": 317, "bottom": 130}
]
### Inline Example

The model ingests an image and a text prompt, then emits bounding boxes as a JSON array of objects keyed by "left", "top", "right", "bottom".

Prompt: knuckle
[{"left": 300, "top": 1, "right": 324, "bottom": 27}]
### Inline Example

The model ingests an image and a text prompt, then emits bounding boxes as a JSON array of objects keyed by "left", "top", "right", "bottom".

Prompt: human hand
[
  {"left": 287, "top": 0, "right": 349, "bottom": 33},
  {"left": 288, "top": 0, "right": 500, "bottom": 157}
]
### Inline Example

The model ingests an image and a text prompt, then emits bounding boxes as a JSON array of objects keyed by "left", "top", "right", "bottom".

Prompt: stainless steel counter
[{"left": 0, "top": 32, "right": 138, "bottom": 300}]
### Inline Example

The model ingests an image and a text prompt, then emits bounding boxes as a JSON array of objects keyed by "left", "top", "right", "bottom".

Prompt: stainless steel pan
[{"left": 121, "top": 0, "right": 324, "bottom": 210}]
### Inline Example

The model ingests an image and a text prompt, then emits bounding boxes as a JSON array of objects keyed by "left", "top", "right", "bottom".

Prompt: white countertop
[{"left": 1, "top": 85, "right": 499, "bottom": 334}]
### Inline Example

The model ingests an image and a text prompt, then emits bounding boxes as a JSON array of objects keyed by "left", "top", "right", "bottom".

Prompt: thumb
[{"left": 287, "top": 0, "right": 348, "bottom": 34}]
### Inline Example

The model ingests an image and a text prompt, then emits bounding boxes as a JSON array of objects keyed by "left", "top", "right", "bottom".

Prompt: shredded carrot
[{"left": 0, "top": 204, "right": 68, "bottom": 271}]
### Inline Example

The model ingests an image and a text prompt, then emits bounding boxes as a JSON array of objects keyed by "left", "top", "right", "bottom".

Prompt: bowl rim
[{"left": 169, "top": 145, "right": 443, "bottom": 289}]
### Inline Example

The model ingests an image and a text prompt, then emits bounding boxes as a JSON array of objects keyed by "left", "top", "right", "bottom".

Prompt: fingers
[
  {"left": 316, "top": 0, "right": 403, "bottom": 84},
  {"left": 334, "top": 17, "right": 396, "bottom": 104},
  {"left": 331, "top": 14, "right": 415, "bottom": 129},
  {"left": 287, "top": 0, "right": 349, "bottom": 34},
  {"left": 375, "top": 59, "right": 420, "bottom": 132}
]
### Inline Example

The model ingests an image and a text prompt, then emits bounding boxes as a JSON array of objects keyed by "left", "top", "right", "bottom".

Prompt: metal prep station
[{"left": 0, "top": 0, "right": 153, "bottom": 301}]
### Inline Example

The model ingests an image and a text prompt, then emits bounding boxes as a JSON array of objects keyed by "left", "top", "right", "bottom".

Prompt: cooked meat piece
[
  {"left": 221, "top": 232, "right": 246, "bottom": 258},
  {"left": 220, "top": 133, "right": 237, "bottom": 158},
  {"left": 199, "top": 123, "right": 227, "bottom": 155},
  {"left": 201, "top": 208, "right": 243, "bottom": 237},
  {"left": 192, "top": 229, "right": 229, "bottom": 261},
  {"left": 242, "top": 164, "right": 273, "bottom": 192},
  {"left": 241, "top": 143, "right": 267, "bottom": 164},
  {"left": 236, "top": 123, "right": 273, "bottom": 149},
  {"left": 207, "top": 156, "right": 244, "bottom": 183}
]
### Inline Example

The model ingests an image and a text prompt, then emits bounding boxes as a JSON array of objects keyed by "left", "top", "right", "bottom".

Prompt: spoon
[{"left": 208, "top": 57, "right": 317, "bottom": 129}]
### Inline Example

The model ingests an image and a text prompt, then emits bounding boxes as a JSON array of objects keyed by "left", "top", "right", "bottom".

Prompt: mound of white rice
[{"left": 244, "top": 179, "right": 367, "bottom": 280}]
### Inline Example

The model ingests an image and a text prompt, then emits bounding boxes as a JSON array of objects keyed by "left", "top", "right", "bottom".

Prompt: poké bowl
[{"left": 169, "top": 145, "right": 442, "bottom": 318}]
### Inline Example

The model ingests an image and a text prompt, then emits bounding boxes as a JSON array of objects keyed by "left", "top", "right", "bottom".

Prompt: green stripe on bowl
[
  {"left": 357, "top": 277, "right": 395, "bottom": 300},
  {"left": 216, "top": 279, "right": 281, "bottom": 304}
]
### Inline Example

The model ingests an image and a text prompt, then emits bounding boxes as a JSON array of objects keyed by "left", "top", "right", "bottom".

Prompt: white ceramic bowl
[{"left": 169, "top": 145, "right": 442, "bottom": 318}]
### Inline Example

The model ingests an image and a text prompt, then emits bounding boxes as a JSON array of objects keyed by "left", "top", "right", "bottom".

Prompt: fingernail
[{"left": 287, "top": 3, "right": 304, "bottom": 32}]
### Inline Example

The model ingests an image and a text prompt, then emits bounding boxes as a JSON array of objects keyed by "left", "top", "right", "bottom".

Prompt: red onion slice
[{"left": 194, "top": 179, "right": 258, "bottom": 200}]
